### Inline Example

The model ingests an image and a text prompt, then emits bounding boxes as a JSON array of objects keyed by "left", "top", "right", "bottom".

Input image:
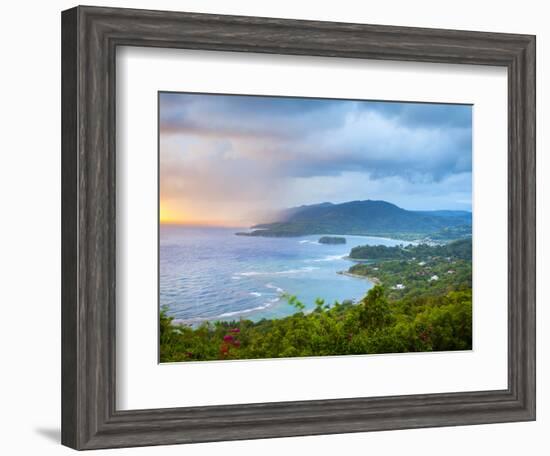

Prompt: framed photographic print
[
  {"left": 61, "top": 5, "right": 536, "bottom": 450},
  {"left": 157, "top": 92, "right": 474, "bottom": 362}
]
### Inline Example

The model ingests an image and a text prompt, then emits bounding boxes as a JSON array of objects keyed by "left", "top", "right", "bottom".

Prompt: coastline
[
  {"left": 342, "top": 255, "right": 373, "bottom": 262},
  {"left": 173, "top": 268, "right": 378, "bottom": 327},
  {"left": 163, "top": 228, "right": 399, "bottom": 325},
  {"left": 337, "top": 270, "right": 381, "bottom": 285}
]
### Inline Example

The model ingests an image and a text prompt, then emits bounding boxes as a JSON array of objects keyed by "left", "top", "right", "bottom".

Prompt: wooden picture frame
[{"left": 61, "top": 5, "right": 536, "bottom": 450}]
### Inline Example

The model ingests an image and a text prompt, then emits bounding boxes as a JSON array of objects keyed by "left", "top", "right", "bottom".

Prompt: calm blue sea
[{"left": 160, "top": 226, "right": 403, "bottom": 324}]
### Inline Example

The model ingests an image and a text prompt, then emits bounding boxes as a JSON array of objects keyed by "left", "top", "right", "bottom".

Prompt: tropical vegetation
[
  {"left": 160, "top": 286, "right": 471, "bottom": 362},
  {"left": 160, "top": 238, "right": 472, "bottom": 362}
]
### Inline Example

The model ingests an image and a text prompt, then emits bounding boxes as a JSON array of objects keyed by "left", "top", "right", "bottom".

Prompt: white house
[{"left": 429, "top": 275, "right": 439, "bottom": 281}]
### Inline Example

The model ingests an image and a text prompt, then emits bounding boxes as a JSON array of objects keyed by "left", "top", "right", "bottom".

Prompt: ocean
[{"left": 159, "top": 226, "right": 403, "bottom": 325}]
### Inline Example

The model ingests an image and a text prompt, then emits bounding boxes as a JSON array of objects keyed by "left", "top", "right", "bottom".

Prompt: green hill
[{"left": 236, "top": 200, "right": 471, "bottom": 240}]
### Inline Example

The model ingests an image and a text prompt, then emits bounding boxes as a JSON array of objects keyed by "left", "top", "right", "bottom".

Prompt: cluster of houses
[
  {"left": 384, "top": 257, "right": 461, "bottom": 292},
  {"left": 391, "top": 267, "right": 456, "bottom": 290}
]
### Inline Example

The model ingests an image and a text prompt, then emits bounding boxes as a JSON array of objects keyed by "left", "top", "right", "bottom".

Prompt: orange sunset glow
[
  {"left": 159, "top": 202, "right": 184, "bottom": 224},
  {"left": 159, "top": 201, "right": 233, "bottom": 226}
]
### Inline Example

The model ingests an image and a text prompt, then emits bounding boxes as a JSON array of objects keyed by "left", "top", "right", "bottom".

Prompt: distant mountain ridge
[
  {"left": 414, "top": 210, "right": 472, "bottom": 219},
  {"left": 236, "top": 200, "right": 471, "bottom": 240}
]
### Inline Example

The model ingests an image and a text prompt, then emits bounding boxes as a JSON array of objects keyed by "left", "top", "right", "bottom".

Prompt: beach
[{"left": 337, "top": 270, "right": 381, "bottom": 284}]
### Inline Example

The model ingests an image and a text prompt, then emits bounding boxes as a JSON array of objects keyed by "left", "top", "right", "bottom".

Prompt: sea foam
[{"left": 236, "top": 266, "right": 319, "bottom": 277}]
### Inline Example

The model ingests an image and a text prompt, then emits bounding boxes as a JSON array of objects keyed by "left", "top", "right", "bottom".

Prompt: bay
[{"left": 160, "top": 226, "right": 404, "bottom": 324}]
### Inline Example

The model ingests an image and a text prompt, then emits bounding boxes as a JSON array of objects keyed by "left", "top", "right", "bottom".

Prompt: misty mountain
[{"left": 236, "top": 200, "right": 471, "bottom": 239}]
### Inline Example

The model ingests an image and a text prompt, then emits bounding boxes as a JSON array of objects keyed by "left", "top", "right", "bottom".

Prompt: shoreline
[
  {"left": 337, "top": 270, "right": 381, "bottom": 285},
  {"left": 173, "top": 270, "right": 380, "bottom": 327},
  {"left": 173, "top": 269, "right": 377, "bottom": 327},
  {"left": 166, "top": 230, "right": 391, "bottom": 326},
  {"left": 342, "top": 255, "right": 374, "bottom": 262}
]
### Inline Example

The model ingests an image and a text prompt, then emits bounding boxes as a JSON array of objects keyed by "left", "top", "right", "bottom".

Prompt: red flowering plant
[{"left": 219, "top": 329, "right": 242, "bottom": 359}]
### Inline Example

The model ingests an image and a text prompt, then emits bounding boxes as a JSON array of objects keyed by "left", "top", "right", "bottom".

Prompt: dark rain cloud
[{"left": 159, "top": 92, "right": 472, "bottom": 213}]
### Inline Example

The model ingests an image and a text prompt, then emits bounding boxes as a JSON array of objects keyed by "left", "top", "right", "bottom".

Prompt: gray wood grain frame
[{"left": 61, "top": 5, "right": 536, "bottom": 450}]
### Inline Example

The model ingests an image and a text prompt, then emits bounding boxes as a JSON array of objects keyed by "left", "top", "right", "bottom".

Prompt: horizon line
[
  {"left": 159, "top": 198, "right": 472, "bottom": 228},
  {"left": 160, "top": 221, "right": 250, "bottom": 229}
]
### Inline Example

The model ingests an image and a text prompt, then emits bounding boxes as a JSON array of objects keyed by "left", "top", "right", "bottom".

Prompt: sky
[{"left": 159, "top": 92, "right": 472, "bottom": 227}]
